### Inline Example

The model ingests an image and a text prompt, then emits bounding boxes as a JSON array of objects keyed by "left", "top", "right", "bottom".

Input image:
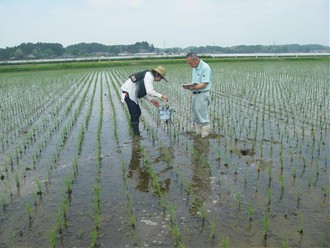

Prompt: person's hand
[
  {"left": 150, "top": 99, "right": 159, "bottom": 107},
  {"left": 182, "top": 84, "right": 194, "bottom": 90},
  {"left": 161, "top": 95, "right": 169, "bottom": 101}
]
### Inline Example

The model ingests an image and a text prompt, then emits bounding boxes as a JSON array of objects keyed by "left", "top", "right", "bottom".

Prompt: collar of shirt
[{"left": 196, "top": 59, "right": 203, "bottom": 70}]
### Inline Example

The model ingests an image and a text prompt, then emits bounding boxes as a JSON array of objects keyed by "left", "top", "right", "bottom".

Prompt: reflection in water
[
  {"left": 127, "top": 137, "right": 171, "bottom": 193},
  {"left": 189, "top": 137, "right": 212, "bottom": 214},
  {"left": 127, "top": 137, "right": 150, "bottom": 192}
]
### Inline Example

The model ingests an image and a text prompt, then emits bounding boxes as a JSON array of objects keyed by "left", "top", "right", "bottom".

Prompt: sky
[{"left": 0, "top": 0, "right": 329, "bottom": 49}]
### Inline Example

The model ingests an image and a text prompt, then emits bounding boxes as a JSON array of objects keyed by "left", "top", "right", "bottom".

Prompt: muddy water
[{"left": 0, "top": 64, "right": 329, "bottom": 248}]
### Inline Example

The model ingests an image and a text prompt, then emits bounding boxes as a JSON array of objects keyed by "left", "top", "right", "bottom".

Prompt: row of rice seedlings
[
  {"left": 57, "top": 79, "right": 100, "bottom": 245},
  {"left": 0, "top": 73, "right": 91, "bottom": 200},
  {"left": 104, "top": 71, "right": 120, "bottom": 145},
  {"left": 97, "top": 64, "right": 326, "bottom": 247},
  {"left": 1, "top": 73, "right": 84, "bottom": 159},
  {"left": 10, "top": 63, "right": 322, "bottom": 246},
  {"left": 24, "top": 76, "right": 93, "bottom": 232},
  {"left": 1, "top": 81, "right": 77, "bottom": 169},
  {"left": 48, "top": 72, "right": 96, "bottom": 245},
  {"left": 215, "top": 67, "right": 326, "bottom": 172},
  {"left": 91, "top": 182, "right": 101, "bottom": 247},
  {"left": 215, "top": 134, "right": 310, "bottom": 244},
  {"left": 121, "top": 160, "right": 138, "bottom": 245},
  {"left": 117, "top": 108, "right": 187, "bottom": 246},
  {"left": 44, "top": 74, "right": 94, "bottom": 179},
  {"left": 148, "top": 139, "right": 218, "bottom": 247},
  {"left": 211, "top": 64, "right": 328, "bottom": 155},
  {"left": 145, "top": 127, "right": 220, "bottom": 246},
  {"left": 168, "top": 205, "right": 184, "bottom": 247},
  {"left": 140, "top": 147, "right": 184, "bottom": 247},
  {"left": 0, "top": 76, "right": 64, "bottom": 147},
  {"left": 139, "top": 96, "right": 227, "bottom": 245},
  {"left": 91, "top": 76, "right": 103, "bottom": 247},
  {"left": 1, "top": 73, "right": 93, "bottom": 245},
  {"left": 46, "top": 74, "right": 98, "bottom": 248}
]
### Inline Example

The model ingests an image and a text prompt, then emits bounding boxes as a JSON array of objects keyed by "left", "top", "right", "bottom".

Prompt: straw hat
[{"left": 151, "top": 66, "right": 168, "bottom": 82}]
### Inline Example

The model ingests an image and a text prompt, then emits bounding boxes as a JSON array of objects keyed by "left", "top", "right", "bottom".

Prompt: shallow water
[{"left": 0, "top": 62, "right": 329, "bottom": 247}]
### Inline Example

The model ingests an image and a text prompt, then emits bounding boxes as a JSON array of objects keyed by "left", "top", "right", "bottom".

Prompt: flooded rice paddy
[{"left": 0, "top": 59, "right": 329, "bottom": 247}]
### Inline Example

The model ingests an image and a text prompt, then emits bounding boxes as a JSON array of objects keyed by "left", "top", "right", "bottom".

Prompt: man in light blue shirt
[{"left": 182, "top": 52, "right": 212, "bottom": 137}]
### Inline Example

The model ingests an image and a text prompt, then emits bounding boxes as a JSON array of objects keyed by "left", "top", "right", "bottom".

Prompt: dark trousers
[{"left": 124, "top": 92, "right": 141, "bottom": 122}]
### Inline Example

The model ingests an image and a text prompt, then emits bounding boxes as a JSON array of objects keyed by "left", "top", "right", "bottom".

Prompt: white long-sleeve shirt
[{"left": 121, "top": 71, "right": 162, "bottom": 104}]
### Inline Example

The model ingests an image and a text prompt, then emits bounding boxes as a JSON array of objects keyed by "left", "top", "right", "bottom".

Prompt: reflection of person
[
  {"left": 182, "top": 52, "right": 212, "bottom": 138},
  {"left": 127, "top": 137, "right": 171, "bottom": 193},
  {"left": 189, "top": 138, "right": 211, "bottom": 214},
  {"left": 127, "top": 137, "right": 150, "bottom": 192},
  {"left": 121, "top": 66, "right": 169, "bottom": 135}
]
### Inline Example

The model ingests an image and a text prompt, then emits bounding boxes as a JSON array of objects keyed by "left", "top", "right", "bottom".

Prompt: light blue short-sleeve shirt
[{"left": 192, "top": 59, "right": 212, "bottom": 92}]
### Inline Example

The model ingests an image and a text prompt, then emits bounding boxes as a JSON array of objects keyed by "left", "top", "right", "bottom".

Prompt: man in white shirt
[{"left": 121, "top": 66, "right": 169, "bottom": 135}]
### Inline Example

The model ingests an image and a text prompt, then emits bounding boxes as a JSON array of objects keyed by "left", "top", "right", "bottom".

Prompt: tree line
[{"left": 0, "top": 41, "right": 328, "bottom": 61}]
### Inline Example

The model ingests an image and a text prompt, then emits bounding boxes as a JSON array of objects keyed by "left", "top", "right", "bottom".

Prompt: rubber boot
[
  {"left": 195, "top": 124, "right": 202, "bottom": 135},
  {"left": 201, "top": 124, "right": 210, "bottom": 138},
  {"left": 131, "top": 121, "right": 140, "bottom": 136}
]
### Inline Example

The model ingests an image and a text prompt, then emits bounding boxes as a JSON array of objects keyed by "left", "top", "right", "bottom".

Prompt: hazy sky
[{"left": 0, "top": 0, "right": 329, "bottom": 48}]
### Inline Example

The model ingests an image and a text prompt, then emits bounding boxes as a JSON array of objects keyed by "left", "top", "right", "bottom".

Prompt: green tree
[
  {"left": 42, "top": 48, "right": 55, "bottom": 57},
  {"left": 32, "top": 48, "right": 40, "bottom": 58},
  {"left": 14, "top": 48, "right": 24, "bottom": 59}
]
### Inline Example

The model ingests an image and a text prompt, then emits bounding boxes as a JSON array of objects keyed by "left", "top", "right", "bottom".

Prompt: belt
[{"left": 193, "top": 91, "right": 208, "bottom": 94}]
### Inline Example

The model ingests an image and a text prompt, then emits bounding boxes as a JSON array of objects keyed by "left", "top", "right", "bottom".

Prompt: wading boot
[
  {"left": 201, "top": 124, "right": 210, "bottom": 138},
  {"left": 131, "top": 121, "right": 140, "bottom": 136},
  {"left": 195, "top": 124, "right": 202, "bottom": 135}
]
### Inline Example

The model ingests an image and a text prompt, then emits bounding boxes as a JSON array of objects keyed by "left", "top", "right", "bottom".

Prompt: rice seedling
[
  {"left": 35, "top": 179, "right": 42, "bottom": 195},
  {"left": 170, "top": 222, "right": 182, "bottom": 246},
  {"left": 279, "top": 175, "right": 285, "bottom": 190},
  {"left": 247, "top": 204, "right": 254, "bottom": 221},
  {"left": 72, "top": 156, "right": 78, "bottom": 177},
  {"left": 128, "top": 209, "right": 136, "bottom": 228},
  {"left": 263, "top": 213, "right": 270, "bottom": 240},
  {"left": 168, "top": 204, "right": 175, "bottom": 225},
  {"left": 198, "top": 204, "right": 206, "bottom": 223},
  {"left": 220, "top": 236, "right": 229, "bottom": 248},
  {"left": 208, "top": 220, "right": 216, "bottom": 241},
  {"left": 322, "top": 184, "right": 329, "bottom": 198},
  {"left": 15, "top": 172, "right": 20, "bottom": 190},
  {"left": 61, "top": 197, "right": 69, "bottom": 223},
  {"left": 184, "top": 181, "right": 191, "bottom": 196},
  {"left": 57, "top": 209, "right": 63, "bottom": 235},
  {"left": 77, "top": 125, "right": 85, "bottom": 156},
  {"left": 93, "top": 183, "right": 101, "bottom": 212},
  {"left": 65, "top": 176, "right": 73, "bottom": 194},
  {"left": 160, "top": 193, "right": 167, "bottom": 210},
  {"left": 307, "top": 173, "right": 313, "bottom": 188},
  {"left": 234, "top": 162, "right": 239, "bottom": 177},
  {"left": 91, "top": 229, "right": 98, "bottom": 247},
  {"left": 1, "top": 195, "right": 8, "bottom": 210},
  {"left": 292, "top": 166, "right": 297, "bottom": 179},
  {"left": 26, "top": 201, "right": 32, "bottom": 221},
  {"left": 92, "top": 208, "right": 101, "bottom": 231},
  {"left": 49, "top": 228, "right": 56, "bottom": 248},
  {"left": 298, "top": 215, "right": 304, "bottom": 235},
  {"left": 234, "top": 192, "right": 241, "bottom": 210},
  {"left": 267, "top": 188, "right": 272, "bottom": 206},
  {"left": 268, "top": 166, "right": 272, "bottom": 185},
  {"left": 282, "top": 239, "right": 288, "bottom": 248}
]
